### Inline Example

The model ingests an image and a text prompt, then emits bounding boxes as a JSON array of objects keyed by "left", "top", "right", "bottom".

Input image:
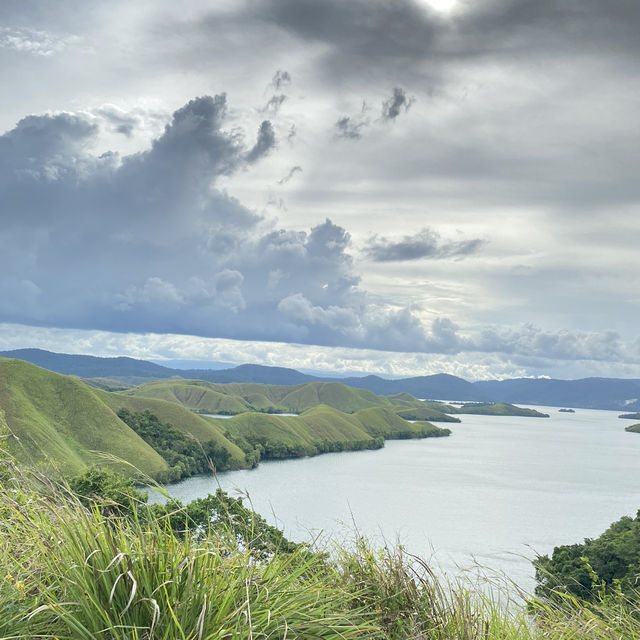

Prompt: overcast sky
[{"left": 1, "top": 0, "right": 639, "bottom": 380}]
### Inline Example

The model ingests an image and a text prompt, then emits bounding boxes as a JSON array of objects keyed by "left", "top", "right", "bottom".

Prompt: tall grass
[{"left": 3, "top": 450, "right": 640, "bottom": 639}]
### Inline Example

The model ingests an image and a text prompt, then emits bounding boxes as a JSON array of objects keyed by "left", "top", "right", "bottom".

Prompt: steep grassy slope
[
  {"left": 95, "top": 390, "right": 246, "bottom": 469},
  {"left": 0, "top": 358, "right": 168, "bottom": 477},
  {"left": 124, "top": 379, "right": 427, "bottom": 415},
  {"left": 206, "top": 405, "right": 450, "bottom": 460}
]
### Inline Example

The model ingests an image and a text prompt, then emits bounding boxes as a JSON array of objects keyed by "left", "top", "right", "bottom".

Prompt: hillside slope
[
  {"left": 123, "top": 379, "right": 428, "bottom": 415},
  {"left": 0, "top": 358, "right": 168, "bottom": 477},
  {"left": 205, "top": 405, "right": 450, "bottom": 460},
  {"left": 94, "top": 390, "right": 246, "bottom": 469}
]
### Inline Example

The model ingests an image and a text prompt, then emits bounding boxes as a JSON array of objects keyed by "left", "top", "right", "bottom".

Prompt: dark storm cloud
[
  {"left": 365, "top": 228, "right": 485, "bottom": 262},
  {"left": 246, "top": 120, "right": 276, "bottom": 163},
  {"left": 381, "top": 87, "right": 414, "bottom": 121},
  {"left": 251, "top": 0, "right": 443, "bottom": 84},
  {"left": 0, "top": 97, "right": 442, "bottom": 353},
  {"left": 251, "top": 0, "right": 640, "bottom": 78}
]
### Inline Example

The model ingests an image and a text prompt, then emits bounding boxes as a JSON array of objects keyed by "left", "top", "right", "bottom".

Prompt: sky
[{"left": 1, "top": 0, "right": 639, "bottom": 380}]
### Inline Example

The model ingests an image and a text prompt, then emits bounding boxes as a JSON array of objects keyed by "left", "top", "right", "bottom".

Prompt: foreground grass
[{"left": 2, "top": 458, "right": 640, "bottom": 639}]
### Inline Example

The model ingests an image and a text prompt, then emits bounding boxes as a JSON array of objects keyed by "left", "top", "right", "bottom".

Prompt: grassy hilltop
[
  {"left": 0, "top": 358, "right": 451, "bottom": 480},
  {"left": 123, "top": 378, "right": 460, "bottom": 421}
]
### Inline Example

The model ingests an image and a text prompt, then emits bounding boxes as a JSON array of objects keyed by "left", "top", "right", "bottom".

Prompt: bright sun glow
[{"left": 422, "top": 0, "right": 458, "bottom": 13}]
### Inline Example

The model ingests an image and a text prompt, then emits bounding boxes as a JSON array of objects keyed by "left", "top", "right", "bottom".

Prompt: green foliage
[
  {"left": 619, "top": 412, "right": 640, "bottom": 420},
  {"left": 211, "top": 405, "right": 449, "bottom": 464},
  {"left": 117, "top": 408, "right": 232, "bottom": 481},
  {"left": 6, "top": 455, "right": 640, "bottom": 640},
  {"left": 68, "top": 467, "right": 148, "bottom": 517},
  {"left": 152, "top": 490, "right": 301, "bottom": 558},
  {"left": 534, "top": 510, "right": 640, "bottom": 602},
  {"left": 0, "top": 466, "right": 374, "bottom": 639},
  {"left": 97, "top": 389, "right": 247, "bottom": 469},
  {"left": 624, "top": 423, "right": 640, "bottom": 433}
]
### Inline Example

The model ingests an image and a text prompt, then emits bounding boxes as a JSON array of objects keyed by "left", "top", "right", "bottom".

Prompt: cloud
[
  {"left": 334, "top": 116, "right": 367, "bottom": 140},
  {"left": 261, "top": 94, "right": 287, "bottom": 114},
  {"left": 94, "top": 105, "right": 141, "bottom": 137},
  {"left": 277, "top": 165, "right": 302, "bottom": 184},
  {"left": 0, "top": 26, "right": 77, "bottom": 57},
  {"left": 269, "top": 69, "right": 291, "bottom": 91},
  {"left": 472, "top": 325, "right": 627, "bottom": 364},
  {"left": 381, "top": 87, "right": 414, "bottom": 120},
  {"left": 0, "top": 97, "right": 438, "bottom": 353},
  {"left": 246, "top": 120, "right": 276, "bottom": 163},
  {"left": 365, "top": 228, "right": 485, "bottom": 261}
]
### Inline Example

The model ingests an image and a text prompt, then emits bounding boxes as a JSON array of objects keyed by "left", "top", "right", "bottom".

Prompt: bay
[{"left": 156, "top": 406, "right": 640, "bottom": 592}]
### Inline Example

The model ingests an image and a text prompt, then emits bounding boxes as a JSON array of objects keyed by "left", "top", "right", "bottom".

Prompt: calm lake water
[{"left": 156, "top": 407, "right": 640, "bottom": 591}]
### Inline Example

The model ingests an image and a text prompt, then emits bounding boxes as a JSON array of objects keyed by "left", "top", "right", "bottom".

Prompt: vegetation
[
  {"left": 624, "top": 423, "right": 640, "bottom": 433},
  {"left": 206, "top": 405, "right": 450, "bottom": 464},
  {"left": 79, "top": 377, "right": 135, "bottom": 392},
  {"left": 534, "top": 510, "right": 640, "bottom": 602},
  {"left": 394, "top": 406, "right": 461, "bottom": 423},
  {"left": 619, "top": 412, "right": 640, "bottom": 420},
  {"left": 447, "top": 402, "right": 550, "bottom": 417},
  {"left": 0, "top": 358, "right": 451, "bottom": 486},
  {"left": 0, "top": 357, "right": 168, "bottom": 477},
  {"left": 96, "top": 389, "right": 247, "bottom": 469},
  {"left": 4, "top": 452, "right": 640, "bottom": 639},
  {"left": 122, "top": 379, "right": 432, "bottom": 415},
  {"left": 116, "top": 408, "right": 232, "bottom": 481}
]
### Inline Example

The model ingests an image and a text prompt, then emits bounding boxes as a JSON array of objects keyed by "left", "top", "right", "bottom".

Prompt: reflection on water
[{"left": 157, "top": 406, "right": 640, "bottom": 592}]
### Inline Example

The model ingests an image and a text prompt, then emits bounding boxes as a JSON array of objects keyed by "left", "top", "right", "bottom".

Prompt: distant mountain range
[{"left": 2, "top": 348, "right": 640, "bottom": 411}]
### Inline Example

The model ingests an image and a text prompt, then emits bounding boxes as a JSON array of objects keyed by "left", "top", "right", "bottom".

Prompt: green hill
[
  {"left": 94, "top": 390, "right": 246, "bottom": 469},
  {"left": 624, "top": 423, "right": 640, "bottom": 433},
  {"left": 123, "top": 379, "right": 428, "bottom": 415},
  {"left": 445, "top": 402, "right": 550, "bottom": 417},
  {"left": 205, "top": 404, "right": 450, "bottom": 460},
  {"left": 0, "top": 357, "right": 168, "bottom": 477},
  {"left": 121, "top": 379, "right": 254, "bottom": 414},
  {"left": 0, "top": 358, "right": 449, "bottom": 480},
  {"left": 620, "top": 412, "right": 640, "bottom": 420}
]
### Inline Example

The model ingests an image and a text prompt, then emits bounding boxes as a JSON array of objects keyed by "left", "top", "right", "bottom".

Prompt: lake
[{"left": 155, "top": 406, "right": 640, "bottom": 592}]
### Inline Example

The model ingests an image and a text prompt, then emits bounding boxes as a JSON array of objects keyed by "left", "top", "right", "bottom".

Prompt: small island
[
  {"left": 624, "top": 423, "right": 640, "bottom": 433},
  {"left": 619, "top": 412, "right": 640, "bottom": 420},
  {"left": 445, "top": 402, "right": 550, "bottom": 418},
  {"left": 559, "top": 408, "right": 575, "bottom": 413}
]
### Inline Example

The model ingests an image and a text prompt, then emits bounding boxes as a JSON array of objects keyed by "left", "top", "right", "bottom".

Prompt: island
[
  {"left": 559, "top": 408, "right": 575, "bottom": 413},
  {"left": 619, "top": 412, "right": 640, "bottom": 420},
  {"left": 624, "top": 423, "right": 640, "bottom": 433}
]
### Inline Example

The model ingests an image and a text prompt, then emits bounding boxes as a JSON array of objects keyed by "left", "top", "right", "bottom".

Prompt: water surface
[{"left": 158, "top": 407, "right": 640, "bottom": 591}]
